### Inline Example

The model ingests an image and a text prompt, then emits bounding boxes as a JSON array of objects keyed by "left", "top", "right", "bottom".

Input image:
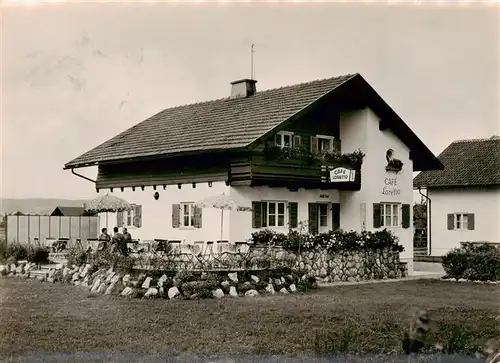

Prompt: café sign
[{"left": 329, "top": 167, "right": 356, "bottom": 183}]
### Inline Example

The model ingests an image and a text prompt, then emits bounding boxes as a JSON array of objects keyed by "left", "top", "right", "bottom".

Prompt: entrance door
[{"left": 318, "top": 203, "right": 329, "bottom": 233}]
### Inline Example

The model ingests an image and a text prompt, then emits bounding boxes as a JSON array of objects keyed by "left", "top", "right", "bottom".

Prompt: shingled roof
[
  {"left": 413, "top": 136, "right": 500, "bottom": 189},
  {"left": 64, "top": 73, "right": 442, "bottom": 171}
]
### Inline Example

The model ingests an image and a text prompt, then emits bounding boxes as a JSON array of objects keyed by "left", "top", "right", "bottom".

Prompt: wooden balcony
[{"left": 230, "top": 149, "right": 362, "bottom": 190}]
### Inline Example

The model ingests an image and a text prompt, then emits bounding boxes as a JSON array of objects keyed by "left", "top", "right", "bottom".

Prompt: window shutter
[
  {"left": 467, "top": 213, "right": 475, "bottom": 230},
  {"left": 262, "top": 202, "right": 268, "bottom": 227},
  {"left": 401, "top": 204, "right": 410, "bottom": 229},
  {"left": 117, "top": 211, "right": 124, "bottom": 227},
  {"left": 172, "top": 204, "right": 181, "bottom": 228},
  {"left": 447, "top": 214, "right": 454, "bottom": 230},
  {"left": 289, "top": 202, "right": 298, "bottom": 228},
  {"left": 308, "top": 203, "right": 318, "bottom": 235},
  {"left": 193, "top": 206, "right": 203, "bottom": 228},
  {"left": 294, "top": 135, "right": 301, "bottom": 148},
  {"left": 252, "top": 202, "right": 262, "bottom": 228},
  {"left": 373, "top": 203, "right": 382, "bottom": 228},
  {"left": 310, "top": 136, "right": 318, "bottom": 153},
  {"left": 331, "top": 203, "right": 340, "bottom": 231},
  {"left": 133, "top": 205, "right": 142, "bottom": 228}
]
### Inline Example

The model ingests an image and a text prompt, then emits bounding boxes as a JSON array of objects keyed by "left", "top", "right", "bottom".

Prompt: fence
[{"left": 6, "top": 215, "right": 100, "bottom": 246}]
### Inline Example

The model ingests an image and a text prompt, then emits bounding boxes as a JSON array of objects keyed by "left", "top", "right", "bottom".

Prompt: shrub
[
  {"left": 442, "top": 243, "right": 500, "bottom": 281},
  {"left": 27, "top": 247, "right": 50, "bottom": 264},
  {"left": 2, "top": 243, "right": 29, "bottom": 262},
  {"left": 250, "top": 228, "right": 404, "bottom": 254},
  {"left": 67, "top": 248, "right": 88, "bottom": 267}
]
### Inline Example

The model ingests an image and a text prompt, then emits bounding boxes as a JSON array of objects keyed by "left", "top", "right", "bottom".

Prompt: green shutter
[
  {"left": 331, "top": 203, "right": 340, "bottom": 231},
  {"left": 252, "top": 202, "right": 262, "bottom": 228},
  {"left": 133, "top": 205, "right": 142, "bottom": 228},
  {"left": 193, "top": 206, "right": 203, "bottom": 228},
  {"left": 401, "top": 204, "right": 410, "bottom": 229},
  {"left": 373, "top": 203, "right": 382, "bottom": 228},
  {"left": 447, "top": 214, "right": 454, "bottom": 230},
  {"left": 308, "top": 203, "right": 318, "bottom": 235},
  {"left": 310, "top": 136, "right": 318, "bottom": 153},
  {"left": 289, "top": 202, "right": 298, "bottom": 228},
  {"left": 172, "top": 204, "right": 180, "bottom": 228},
  {"left": 117, "top": 211, "right": 124, "bottom": 227},
  {"left": 467, "top": 214, "right": 475, "bottom": 230},
  {"left": 262, "top": 202, "right": 268, "bottom": 227}
]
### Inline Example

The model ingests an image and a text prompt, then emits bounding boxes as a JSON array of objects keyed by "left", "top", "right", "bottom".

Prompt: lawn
[{"left": 0, "top": 277, "right": 498, "bottom": 358}]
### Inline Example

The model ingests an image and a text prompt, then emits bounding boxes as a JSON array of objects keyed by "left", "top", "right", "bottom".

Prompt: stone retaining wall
[{"left": 133, "top": 246, "right": 407, "bottom": 283}]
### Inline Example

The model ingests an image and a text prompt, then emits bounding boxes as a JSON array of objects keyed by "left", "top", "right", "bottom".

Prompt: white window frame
[
  {"left": 316, "top": 134, "right": 336, "bottom": 152},
  {"left": 123, "top": 205, "right": 135, "bottom": 228},
  {"left": 275, "top": 131, "right": 295, "bottom": 149},
  {"left": 454, "top": 213, "right": 469, "bottom": 231},
  {"left": 318, "top": 203, "right": 329, "bottom": 232},
  {"left": 180, "top": 202, "right": 196, "bottom": 228},
  {"left": 381, "top": 202, "right": 401, "bottom": 228},
  {"left": 265, "top": 201, "right": 287, "bottom": 228}
]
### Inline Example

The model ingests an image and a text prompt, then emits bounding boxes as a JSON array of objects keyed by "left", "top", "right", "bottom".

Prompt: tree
[{"left": 413, "top": 203, "right": 427, "bottom": 230}]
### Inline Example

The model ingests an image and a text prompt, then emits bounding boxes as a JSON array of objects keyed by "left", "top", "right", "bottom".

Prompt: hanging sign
[{"left": 330, "top": 167, "right": 356, "bottom": 182}]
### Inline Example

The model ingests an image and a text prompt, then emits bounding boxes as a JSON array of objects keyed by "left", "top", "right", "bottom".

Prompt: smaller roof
[
  {"left": 51, "top": 206, "right": 92, "bottom": 216},
  {"left": 413, "top": 136, "right": 500, "bottom": 189}
]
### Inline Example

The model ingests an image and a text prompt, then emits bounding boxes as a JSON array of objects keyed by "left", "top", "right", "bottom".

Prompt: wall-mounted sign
[
  {"left": 330, "top": 167, "right": 356, "bottom": 182},
  {"left": 319, "top": 193, "right": 330, "bottom": 199},
  {"left": 385, "top": 148, "right": 404, "bottom": 172},
  {"left": 382, "top": 176, "right": 401, "bottom": 196}
]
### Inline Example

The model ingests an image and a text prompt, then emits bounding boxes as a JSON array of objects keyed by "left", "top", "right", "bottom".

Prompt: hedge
[{"left": 442, "top": 243, "right": 500, "bottom": 281}]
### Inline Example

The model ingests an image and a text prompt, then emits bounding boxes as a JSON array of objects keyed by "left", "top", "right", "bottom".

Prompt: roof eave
[{"left": 64, "top": 146, "right": 248, "bottom": 170}]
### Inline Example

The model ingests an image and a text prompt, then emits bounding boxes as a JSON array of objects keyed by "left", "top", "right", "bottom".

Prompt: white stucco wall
[
  {"left": 339, "top": 108, "right": 414, "bottom": 273},
  {"left": 228, "top": 186, "right": 340, "bottom": 242},
  {"left": 97, "top": 182, "right": 230, "bottom": 242},
  {"left": 428, "top": 188, "right": 500, "bottom": 256}
]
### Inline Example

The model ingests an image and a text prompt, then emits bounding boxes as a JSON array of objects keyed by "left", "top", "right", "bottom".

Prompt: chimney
[{"left": 230, "top": 79, "right": 257, "bottom": 99}]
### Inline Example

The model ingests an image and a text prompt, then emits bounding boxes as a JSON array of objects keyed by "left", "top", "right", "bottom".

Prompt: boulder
[
  {"left": 212, "top": 289, "right": 224, "bottom": 299},
  {"left": 229, "top": 286, "right": 238, "bottom": 297},
  {"left": 221, "top": 280, "right": 231, "bottom": 289},
  {"left": 245, "top": 289, "right": 259, "bottom": 297},
  {"left": 228, "top": 272, "right": 238, "bottom": 283},
  {"left": 72, "top": 272, "right": 80, "bottom": 281},
  {"left": 141, "top": 277, "right": 152, "bottom": 289},
  {"left": 289, "top": 284, "right": 297, "bottom": 293},
  {"left": 106, "top": 271, "right": 116, "bottom": 283},
  {"left": 90, "top": 278, "right": 101, "bottom": 293},
  {"left": 279, "top": 287, "right": 289, "bottom": 295},
  {"left": 122, "top": 274, "right": 131, "bottom": 285},
  {"left": 250, "top": 275, "right": 260, "bottom": 283},
  {"left": 145, "top": 288, "right": 158, "bottom": 297},
  {"left": 265, "top": 284, "right": 275, "bottom": 295},
  {"left": 120, "top": 287, "right": 134, "bottom": 296},
  {"left": 15, "top": 265, "right": 24, "bottom": 274},
  {"left": 168, "top": 286, "right": 180, "bottom": 299},
  {"left": 110, "top": 274, "right": 121, "bottom": 285},
  {"left": 97, "top": 283, "right": 107, "bottom": 294},
  {"left": 157, "top": 274, "right": 168, "bottom": 287},
  {"left": 0, "top": 265, "right": 7, "bottom": 276}
]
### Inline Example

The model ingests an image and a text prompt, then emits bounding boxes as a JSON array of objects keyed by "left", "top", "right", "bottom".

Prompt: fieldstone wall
[{"left": 131, "top": 246, "right": 407, "bottom": 283}]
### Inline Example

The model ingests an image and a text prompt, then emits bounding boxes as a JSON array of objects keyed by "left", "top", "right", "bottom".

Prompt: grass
[{"left": 0, "top": 277, "right": 498, "bottom": 357}]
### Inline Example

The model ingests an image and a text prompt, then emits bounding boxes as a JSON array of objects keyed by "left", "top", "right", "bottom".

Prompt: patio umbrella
[
  {"left": 195, "top": 192, "right": 252, "bottom": 244},
  {"left": 85, "top": 193, "right": 133, "bottom": 230}
]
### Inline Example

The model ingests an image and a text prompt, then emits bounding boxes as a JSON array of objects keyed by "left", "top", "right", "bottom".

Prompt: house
[
  {"left": 50, "top": 206, "right": 95, "bottom": 217},
  {"left": 64, "top": 73, "right": 443, "bottom": 274},
  {"left": 413, "top": 136, "right": 500, "bottom": 256}
]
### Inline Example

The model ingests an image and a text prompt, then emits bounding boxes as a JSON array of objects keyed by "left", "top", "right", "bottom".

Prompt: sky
[{"left": 2, "top": 1, "right": 499, "bottom": 200}]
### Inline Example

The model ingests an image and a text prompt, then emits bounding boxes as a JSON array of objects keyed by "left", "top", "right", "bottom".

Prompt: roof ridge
[
  {"left": 451, "top": 136, "right": 500, "bottom": 143},
  {"left": 151, "top": 73, "right": 359, "bottom": 112}
]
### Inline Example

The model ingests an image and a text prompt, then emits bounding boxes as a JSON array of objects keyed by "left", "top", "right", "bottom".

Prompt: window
[
  {"left": 454, "top": 213, "right": 468, "bottom": 230},
  {"left": 266, "top": 202, "right": 286, "bottom": 227},
  {"left": 381, "top": 203, "right": 400, "bottom": 227},
  {"left": 124, "top": 209, "right": 134, "bottom": 227},
  {"left": 317, "top": 135, "right": 335, "bottom": 152},
  {"left": 318, "top": 204, "right": 328, "bottom": 228},
  {"left": 275, "top": 131, "right": 295, "bottom": 148},
  {"left": 181, "top": 202, "right": 195, "bottom": 228}
]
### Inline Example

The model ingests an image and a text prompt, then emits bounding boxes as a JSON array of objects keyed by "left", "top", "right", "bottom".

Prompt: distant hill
[{"left": 0, "top": 198, "right": 91, "bottom": 216}]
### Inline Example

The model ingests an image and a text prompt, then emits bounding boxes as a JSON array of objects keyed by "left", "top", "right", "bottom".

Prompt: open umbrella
[
  {"left": 85, "top": 193, "right": 133, "bottom": 230},
  {"left": 195, "top": 192, "right": 252, "bottom": 244}
]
